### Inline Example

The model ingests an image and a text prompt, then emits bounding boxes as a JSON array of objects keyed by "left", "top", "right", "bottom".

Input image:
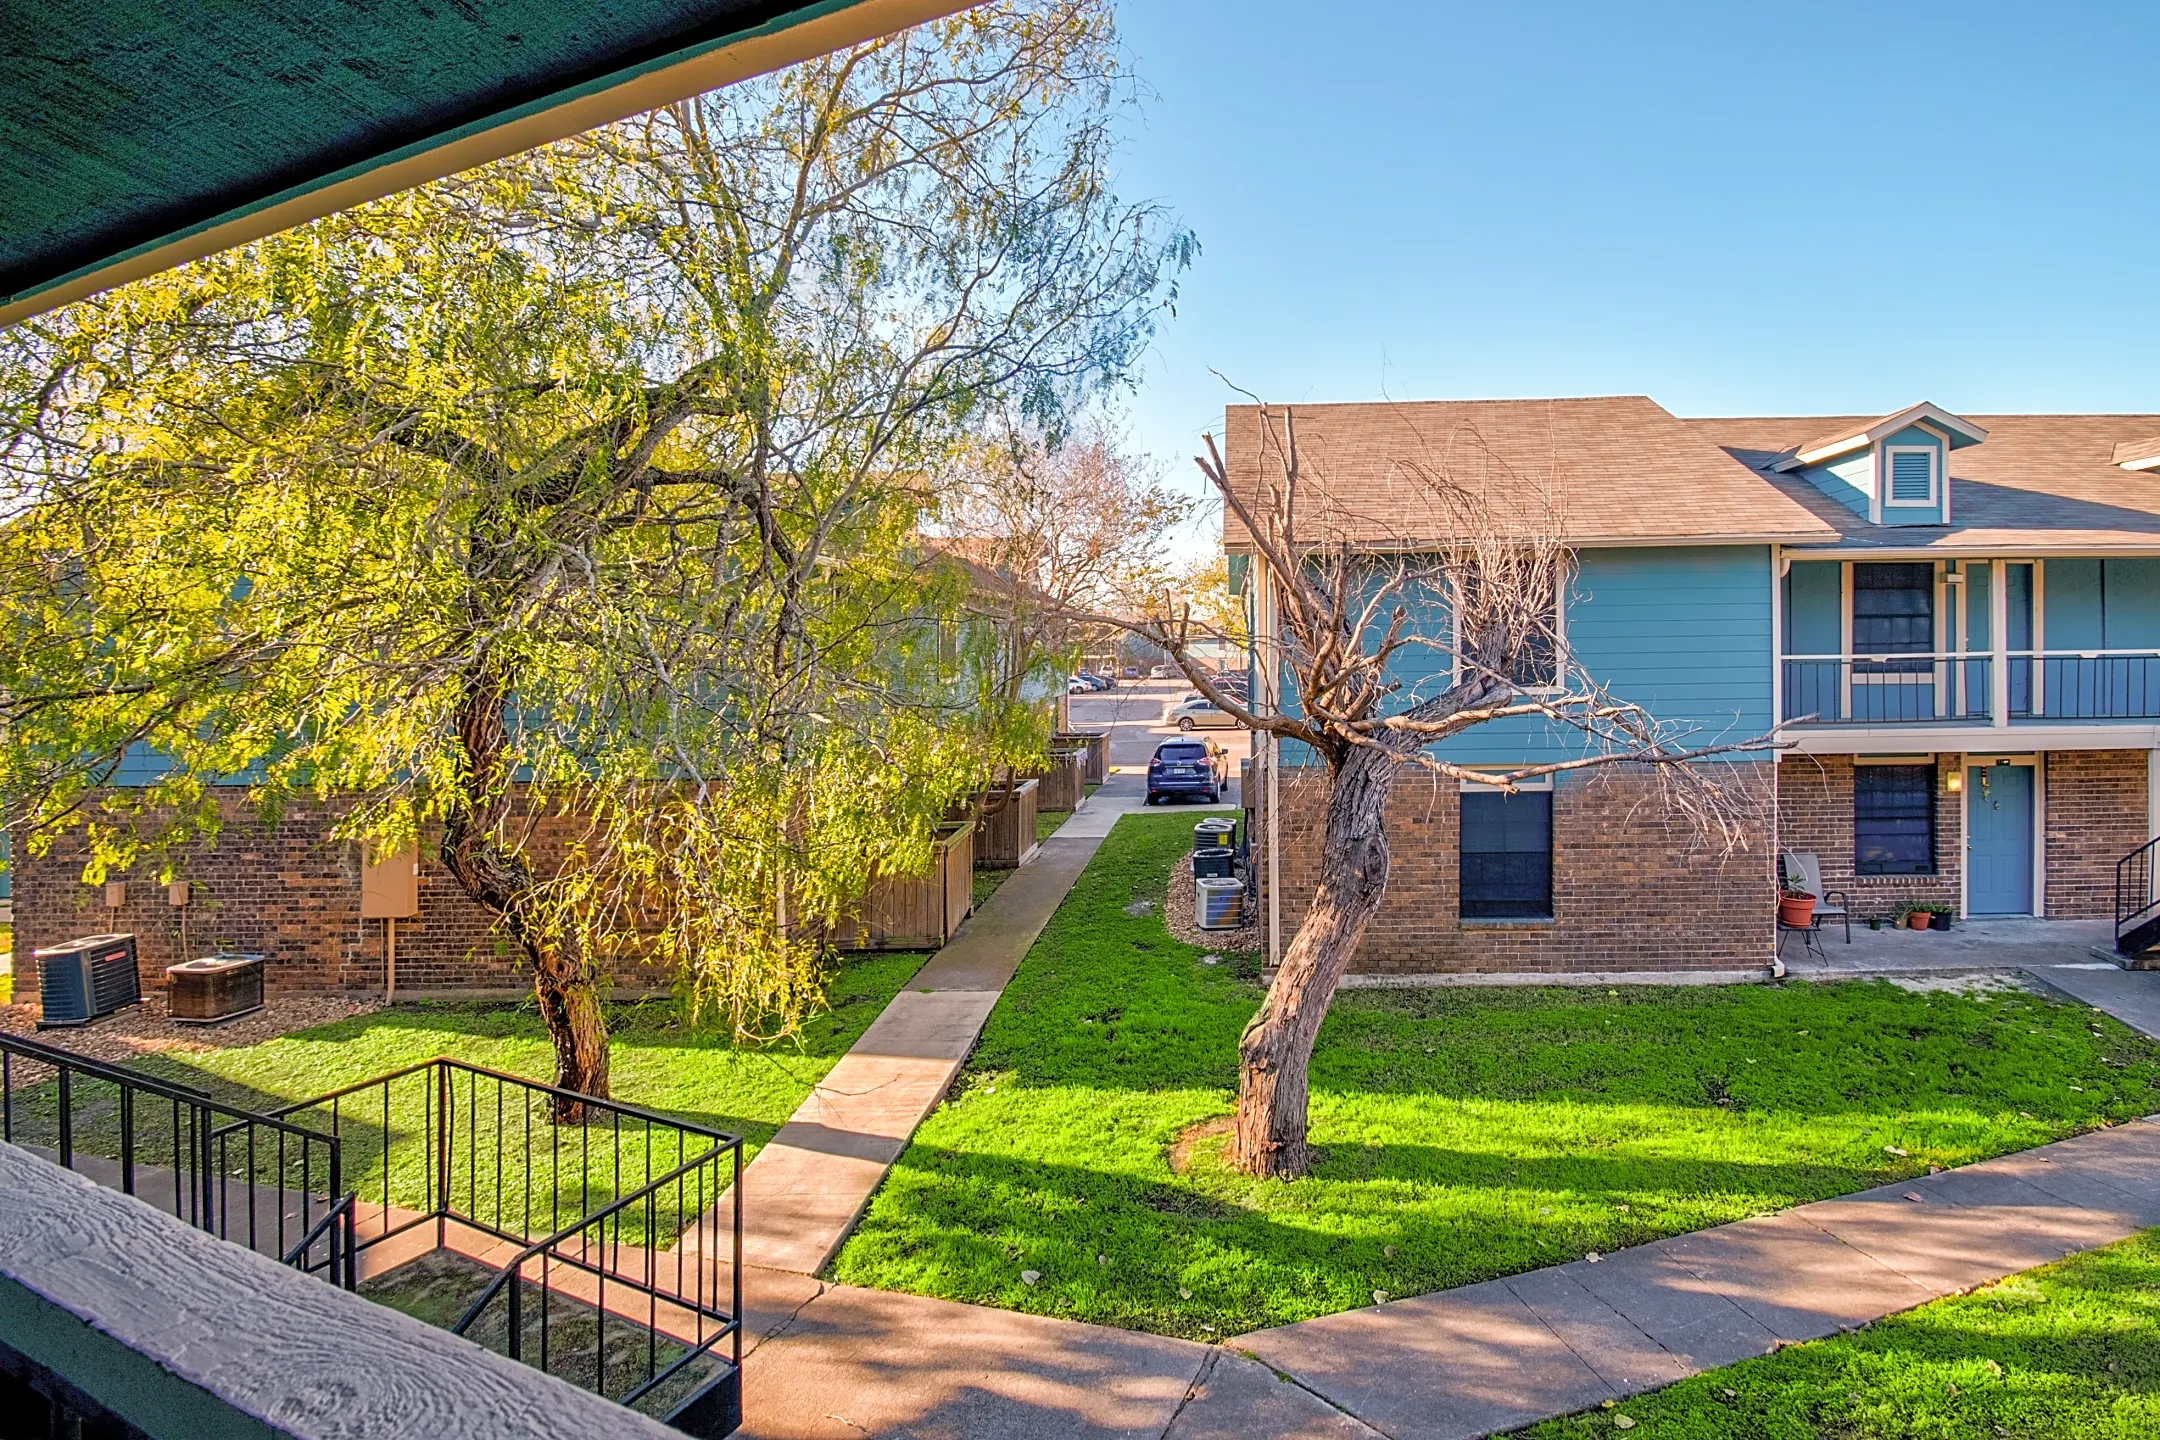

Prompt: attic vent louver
[{"left": 1887, "top": 449, "right": 1935, "bottom": 505}]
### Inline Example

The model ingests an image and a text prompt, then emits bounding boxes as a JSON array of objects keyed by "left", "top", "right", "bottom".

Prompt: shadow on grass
[{"left": 835, "top": 1131, "right": 1957, "bottom": 1338}]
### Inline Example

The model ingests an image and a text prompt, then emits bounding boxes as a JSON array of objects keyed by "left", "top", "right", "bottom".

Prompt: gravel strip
[
  {"left": 1163, "top": 850, "right": 1262, "bottom": 952},
  {"left": 1, "top": 992, "right": 378, "bottom": 1082}
]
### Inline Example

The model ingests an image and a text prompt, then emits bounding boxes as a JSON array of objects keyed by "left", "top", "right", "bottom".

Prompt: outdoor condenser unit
[
  {"left": 166, "top": 953, "right": 266, "bottom": 1025},
  {"left": 34, "top": 933, "right": 141, "bottom": 1028},
  {"left": 1195, "top": 877, "right": 1246, "bottom": 931}
]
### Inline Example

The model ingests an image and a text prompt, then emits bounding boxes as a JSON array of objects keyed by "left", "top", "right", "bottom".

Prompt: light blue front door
[{"left": 1966, "top": 762, "right": 2035, "bottom": 915}]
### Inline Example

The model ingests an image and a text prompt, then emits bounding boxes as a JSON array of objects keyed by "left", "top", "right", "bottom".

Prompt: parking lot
[{"left": 1065, "top": 677, "right": 1252, "bottom": 807}]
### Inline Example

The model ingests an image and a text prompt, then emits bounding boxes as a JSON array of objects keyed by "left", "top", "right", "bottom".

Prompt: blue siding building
[{"left": 1230, "top": 397, "right": 2160, "bottom": 975}]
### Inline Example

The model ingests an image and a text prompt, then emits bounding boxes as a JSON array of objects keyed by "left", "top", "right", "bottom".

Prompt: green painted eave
[{"left": 0, "top": 0, "right": 971, "bottom": 326}]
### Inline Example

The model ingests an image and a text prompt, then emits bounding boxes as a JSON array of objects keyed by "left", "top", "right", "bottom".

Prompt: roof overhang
[
  {"left": 1, "top": 0, "right": 973, "bottom": 328},
  {"left": 1769, "top": 402, "right": 1990, "bottom": 472}
]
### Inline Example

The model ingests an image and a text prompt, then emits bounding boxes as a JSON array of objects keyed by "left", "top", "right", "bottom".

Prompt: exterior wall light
[{"left": 1946, "top": 770, "right": 1962, "bottom": 793}]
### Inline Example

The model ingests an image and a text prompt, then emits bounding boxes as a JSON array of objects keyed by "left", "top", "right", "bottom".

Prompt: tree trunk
[
  {"left": 439, "top": 653, "right": 612, "bottom": 1118},
  {"left": 532, "top": 943, "right": 611, "bottom": 1109},
  {"left": 1230, "top": 742, "right": 1398, "bottom": 1178}
]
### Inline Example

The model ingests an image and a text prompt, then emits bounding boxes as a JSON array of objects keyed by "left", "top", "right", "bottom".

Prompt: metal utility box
[
  {"left": 34, "top": 933, "right": 140, "bottom": 1028},
  {"left": 166, "top": 953, "right": 266, "bottom": 1025},
  {"left": 361, "top": 843, "right": 419, "bottom": 919}
]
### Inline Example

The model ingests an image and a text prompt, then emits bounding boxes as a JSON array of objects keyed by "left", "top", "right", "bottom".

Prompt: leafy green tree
[{"left": 0, "top": 0, "right": 1188, "bottom": 1108}]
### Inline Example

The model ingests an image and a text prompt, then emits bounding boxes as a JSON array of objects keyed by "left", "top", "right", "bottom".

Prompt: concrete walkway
[
  {"left": 713, "top": 776, "right": 1154, "bottom": 1277},
  {"left": 1219, "top": 1117, "right": 2160, "bottom": 1440},
  {"left": 720, "top": 1117, "right": 2160, "bottom": 1438}
]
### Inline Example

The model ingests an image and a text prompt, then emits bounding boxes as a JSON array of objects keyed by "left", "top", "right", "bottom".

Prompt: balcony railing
[{"left": 1782, "top": 650, "right": 2160, "bottom": 725}]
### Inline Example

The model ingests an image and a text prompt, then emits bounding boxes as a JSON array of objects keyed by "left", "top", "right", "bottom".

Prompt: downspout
[{"left": 1261, "top": 558, "right": 1282, "bottom": 971}]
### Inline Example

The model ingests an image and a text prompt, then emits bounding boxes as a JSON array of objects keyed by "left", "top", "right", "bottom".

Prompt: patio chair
[{"left": 1780, "top": 852, "right": 1850, "bottom": 943}]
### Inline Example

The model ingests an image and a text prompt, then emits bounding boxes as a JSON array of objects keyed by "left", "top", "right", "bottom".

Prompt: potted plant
[
  {"left": 1926, "top": 905, "right": 1954, "bottom": 932},
  {"left": 1778, "top": 890, "right": 1816, "bottom": 928},
  {"left": 1903, "top": 904, "right": 1931, "bottom": 931}
]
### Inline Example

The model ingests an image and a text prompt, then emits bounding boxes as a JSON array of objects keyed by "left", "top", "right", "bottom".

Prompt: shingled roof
[
  {"left": 1219, "top": 397, "right": 1838, "bottom": 550},
  {"left": 1691, "top": 413, "right": 2160, "bottom": 552},
  {"left": 1218, "top": 397, "right": 2160, "bottom": 554}
]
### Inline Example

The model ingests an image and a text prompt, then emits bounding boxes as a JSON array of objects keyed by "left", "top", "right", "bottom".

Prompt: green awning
[{"left": 0, "top": 0, "right": 966, "bottom": 326}]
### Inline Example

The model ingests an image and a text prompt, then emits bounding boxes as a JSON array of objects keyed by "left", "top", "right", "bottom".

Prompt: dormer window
[{"left": 1884, "top": 446, "right": 1938, "bottom": 508}]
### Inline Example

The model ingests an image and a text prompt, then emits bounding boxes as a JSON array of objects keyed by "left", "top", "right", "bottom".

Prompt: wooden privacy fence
[{"left": 832, "top": 823, "right": 976, "bottom": 951}]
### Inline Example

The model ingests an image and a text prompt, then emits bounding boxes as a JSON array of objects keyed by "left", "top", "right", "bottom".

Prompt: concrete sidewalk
[
  {"left": 707, "top": 776, "right": 1159, "bottom": 1277},
  {"left": 1218, "top": 1118, "right": 2160, "bottom": 1440}
]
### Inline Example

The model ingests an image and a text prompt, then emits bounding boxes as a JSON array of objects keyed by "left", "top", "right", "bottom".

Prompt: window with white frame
[
  {"left": 1453, "top": 565, "right": 1563, "bottom": 691},
  {"left": 1884, "top": 446, "right": 1938, "bottom": 507}
]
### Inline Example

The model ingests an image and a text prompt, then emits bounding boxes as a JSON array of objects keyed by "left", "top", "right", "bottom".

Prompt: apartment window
[
  {"left": 1455, "top": 568, "right": 1562, "bottom": 690},
  {"left": 1852, "top": 562, "right": 1934, "bottom": 673},
  {"left": 1854, "top": 763, "right": 1936, "bottom": 875},
  {"left": 1460, "top": 789, "right": 1553, "bottom": 919},
  {"left": 1884, "top": 446, "right": 1938, "bottom": 506}
]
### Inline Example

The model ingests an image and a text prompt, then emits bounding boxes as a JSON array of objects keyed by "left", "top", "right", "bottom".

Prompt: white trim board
[{"left": 1781, "top": 725, "right": 2160, "bottom": 753}]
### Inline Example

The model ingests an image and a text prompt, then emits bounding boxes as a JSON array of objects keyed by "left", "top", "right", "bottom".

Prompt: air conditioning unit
[
  {"left": 34, "top": 933, "right": 141, "bottom": 1028},
  {"left": 166, "top": 954, "right": 266, "bottom": 1025}
]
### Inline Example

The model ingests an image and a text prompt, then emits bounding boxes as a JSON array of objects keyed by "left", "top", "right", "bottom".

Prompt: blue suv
[{"left": 1147, "top": 738, "right": 1228, "bottom": 804}]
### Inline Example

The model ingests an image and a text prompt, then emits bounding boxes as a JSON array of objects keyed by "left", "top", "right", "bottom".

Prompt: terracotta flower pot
[
  {"left": 1907, "top": 911, "right": 1931, "bottom": 930},
  {"left": 1778, "top": 893, "right": 1816, "bottom": 928}
]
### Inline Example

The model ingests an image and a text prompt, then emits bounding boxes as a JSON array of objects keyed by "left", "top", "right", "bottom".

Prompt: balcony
[{"left": 1781, "top": 651, "right": 2160, "bottom": 727}]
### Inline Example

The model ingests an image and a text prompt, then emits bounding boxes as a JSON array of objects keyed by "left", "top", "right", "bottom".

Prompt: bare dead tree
[{"left": 1077, "top": 403, "right": 1781, "bottom": 1179}]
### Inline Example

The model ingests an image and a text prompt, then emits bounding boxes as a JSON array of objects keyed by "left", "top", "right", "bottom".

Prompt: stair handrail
[{"left": 2114, "top": 834, "right": 2160, "bottom": 953}]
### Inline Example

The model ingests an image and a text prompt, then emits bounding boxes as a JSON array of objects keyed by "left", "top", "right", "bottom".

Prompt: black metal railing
[
  {"left": 2116, "top": 836, "right": 2160, "bottom": 956},
  {"left": 1782, "top": 654, "right": 1994, "bottom": 724},
  {"left": 268, "top": 1058, "right": 743, "bottom": 1431},
  {"left": 452, "top": 1146, "right": 742, "bottom": 1432},
  {"left": 0, "top": 1031, "right": 356, "bottom": 1286},
  {"left": 2021, "top": 653, "right": 2160, "bottom": 720},
  {"left": 1785, "top": 650, "right": 2160, "bottom": 725}
]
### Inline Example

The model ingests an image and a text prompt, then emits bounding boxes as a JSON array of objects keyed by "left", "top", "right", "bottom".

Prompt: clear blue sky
[{"left": 1112, "top": 0, "right": 2160, "bottom": 524}]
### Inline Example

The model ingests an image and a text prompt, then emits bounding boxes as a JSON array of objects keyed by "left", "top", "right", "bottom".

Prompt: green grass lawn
[
  {"left": 16, "top": 950, "right": 920, "bottom": 1243},
  {"left": 832, "top": 813, "right": 2160, "bottom": 1339},
  {"left": 1521, "top": 1229, "right": 2160, "bottom": 1439}
]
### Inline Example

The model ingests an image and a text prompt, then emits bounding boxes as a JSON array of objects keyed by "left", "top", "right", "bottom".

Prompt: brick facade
[
  {"left": 1775, "top": 749, "right": 2147, "bottom": 922},
  {"left": 12, "top": 793, "right": 673, "bottom": 1002},
  {"left": 1241, "top": 746, "right": 2151, "bottom": 974},
  {"left": 1774, "top": 754, "right": 1964, "bottom": 922},
  {"left": 2043, "top": 749, "right": 2149, "bottom": 919},
  {"left": 1250, "top": 760, "right": 1777, "bottom": 974}
]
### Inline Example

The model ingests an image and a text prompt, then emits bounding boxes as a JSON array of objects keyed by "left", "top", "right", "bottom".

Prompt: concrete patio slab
[
  {"left": 737, "top": 1280, "right": 1207, "bottom": 1440},
  {"left": 1238, "top": 1278, "right": 1614, "bottom": 1440},
  {"left": 1162, "top": 1351, "right": 1385, "bottom": 1440},
  {"left": 1784, "top": 917, "right": 2109, "bottom": 977}
]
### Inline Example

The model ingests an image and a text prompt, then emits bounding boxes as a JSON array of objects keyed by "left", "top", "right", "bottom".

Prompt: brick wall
[
  {"left": 1775, "top": 749, "right": 2148, "bottom": 922},
  {"left": 1774, "top": 754, "right": 1963, "bottom": 921},
  {"left": 12, "top": 793, "right": 673, "bottom": 1002},
  {"left": 2045, "top": 749, "right": 2148, "bottom": 918},
  {"left": 1250, "top": 761, "right": 1777, "bottom": 974}
]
